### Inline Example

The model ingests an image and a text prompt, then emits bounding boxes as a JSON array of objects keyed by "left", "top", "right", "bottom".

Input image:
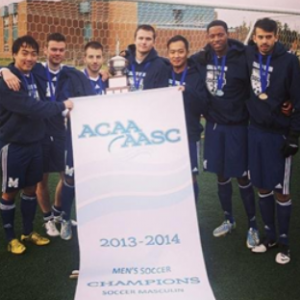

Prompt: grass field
[{"left": 0, "top": 149, "right": 300, "bottom": 300}]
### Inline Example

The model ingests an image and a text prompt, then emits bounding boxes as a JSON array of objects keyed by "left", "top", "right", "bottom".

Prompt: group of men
[{"left": 0, "top": 17, "right": 299, "bottom": 266}]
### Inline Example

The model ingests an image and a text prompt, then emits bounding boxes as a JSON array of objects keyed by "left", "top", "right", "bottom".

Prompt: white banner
[{"left": 71, "top": 87, "right": 215, "bottom": 300}]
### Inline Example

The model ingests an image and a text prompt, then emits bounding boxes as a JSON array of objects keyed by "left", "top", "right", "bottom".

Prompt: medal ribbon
[
  {"left": 259, "top": 54, "right": 271, "bottom": 94},
  {"left": 131, "top": 62, "right": 150, "bottom": 90},
  {"left": 213, "top": 54, "right": 226, "bottom": 91},
  {"left": 84, "top": 69, "right": 104, "bottom": 95},
  {"left": 46, "top": 65, "right": 61, "bottom": 102},
  {"left": 172, "top": 66, "right": 188, "bottom": 86}
]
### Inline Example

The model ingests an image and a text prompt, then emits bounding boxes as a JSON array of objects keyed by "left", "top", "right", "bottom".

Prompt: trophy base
[
  {"left": 106, "top": 86, "right": 130, "bottom": 95},
  {"left": 109, "top": 75, "right": 128, "bottom": 88}
]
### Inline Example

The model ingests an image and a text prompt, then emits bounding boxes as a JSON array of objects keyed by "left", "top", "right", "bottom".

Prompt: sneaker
[
  {"left": 213, "top": 220, "right": 236, "bottom": 237},
  {"left": 251, "top": 238, "right": 277, "bottom": 253},
  {"left": 71, "top": 219, "right": 77, "bottom": 227},
  {"left": 246, "top": 228, "right": 260, "bottom": 249},
  {"left": 7, "top": 239, "right": 26, "bottom": 255},
  {"left": 54, "top": 214, "right": 63, "bottom": 224},
  {"left": 60, "top": 220, "right": 72, "bottom": 240},
  {"left": 21, "top": 232, "right": 50, "bottom": 246},
  {"left": 275, "top": 245, "right": 291, "bottom": 265},
  {"left": 44, "top": 219, "right": 60, "bottom": 237}
]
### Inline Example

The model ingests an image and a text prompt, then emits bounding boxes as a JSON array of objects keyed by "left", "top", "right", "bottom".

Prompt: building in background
[{"left": 0, "top": 0, "right": 218, "bottom": 65}]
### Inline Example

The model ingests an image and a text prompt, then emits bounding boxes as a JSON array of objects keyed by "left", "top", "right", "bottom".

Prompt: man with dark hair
[
  {"left": 83, "top": 41, "right": 107, "bottom": 95},
  {"left": 167, "top": 35, "right": 205, "bottom": 202},
  {"left": 192, "top": 20, "right": 259, "bottom": 248},
  {"left": 125, "top": 24, "right": 169, "bottom": 91},
  {"left": 1, "top": 33, "right": 95, "bottom": 240},
  {"left": 0, "top": 35, "right": 73, "bottom": 254},
  {"left": 246, "top": 18, "right": 300, "bottom": 264},
  {"left": 57, "top": 41, "right": 108, "bottom": 241}
]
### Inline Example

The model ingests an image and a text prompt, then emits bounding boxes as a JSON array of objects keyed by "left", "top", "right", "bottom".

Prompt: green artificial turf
[{"left": 0, "top": 150, "right": 300, "bottom": 300}]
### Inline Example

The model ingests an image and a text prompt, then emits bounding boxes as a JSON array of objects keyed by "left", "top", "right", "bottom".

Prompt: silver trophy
[{"left": 106, "top": 38, "right": 129, "bottom": 94}]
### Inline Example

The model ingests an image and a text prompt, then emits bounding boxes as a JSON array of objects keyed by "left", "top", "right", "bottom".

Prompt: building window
[
  {"left": 173, "top": 9, "right": 183, "bottom": 25},
  {"left": 83, "top": 22, "right": 92, "bottom": 41},
  {"left": 3, "top": 17, "right": 9, "bottom": 51},
  {"left": 12, "top": 14, "right": 18, "bottom": 41}
]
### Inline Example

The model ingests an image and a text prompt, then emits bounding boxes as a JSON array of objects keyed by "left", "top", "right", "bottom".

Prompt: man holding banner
[{"left": 167, "top": 35, "right": 206, "bottom": 202}]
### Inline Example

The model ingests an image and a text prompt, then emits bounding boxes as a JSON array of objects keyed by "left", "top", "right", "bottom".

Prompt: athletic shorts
[
  {"left": 248, "top": 125, "right": 292, "bottom": 194},
  {"left": 64, "top": 132, "right": 74, "bottom": 180},
  {"left": 189, "top": 140, "right": 200, "bottom": 175},
  {"left": 203, "top": 121, "right": 248, "bottom": 178},
  {"left": 1, "top": 142, "right": 43, "bottom": 192},
  {"left": 41, "top": 135, "right": 66, "bottom": 173}
]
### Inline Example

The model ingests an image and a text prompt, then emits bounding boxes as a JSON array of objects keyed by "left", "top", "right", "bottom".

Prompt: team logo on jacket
[
  {"left": 251, "top": 61, "right": 273, "bottom": 96},
  {"left": 206, "top": 64, "right": 227, "bottom": 95}
]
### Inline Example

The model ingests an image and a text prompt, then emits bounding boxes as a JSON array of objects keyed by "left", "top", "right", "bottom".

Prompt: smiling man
[
  {"left": 246, "top": 18, "right": 300, "bottom": 264},
  {"left": 167, "top": 35, "right": 206, "bottom": 202},
  {"left": 0, "top": 35, "right": 73, "bottom": 254},
  {"left": 1, "top": 33, "right": 94, "bottom": 240},
  {"left": 83, "top": 41, "right": 107, "bottom": 95},
  {"left": 192, "top": 20, "right": 259, "bottom": 249},
  {"left": 125, "top": 24, "right": 169, "bottom": 91}
]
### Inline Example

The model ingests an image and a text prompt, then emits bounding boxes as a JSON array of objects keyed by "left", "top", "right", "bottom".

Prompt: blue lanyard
[
  {"left": 45, "top": 65, "right": 61, "bottom": 102},
  {"left": 21, "top": 72, "right": 37, "bottom": 101},
  {"left": 258, "top": 54, "right": 271, "bottom": 93},
  {"left": 131, "top": 62, "right": 150, "bottom": 90},
  {"left": 213, "top": 54, "right": 226, "bottom": 90},
  {"left": 172, "top": 66, "right": 188, "bottom": 86},
  {"left": 84, "top": 69, "right": 104, "bottom": 95}
]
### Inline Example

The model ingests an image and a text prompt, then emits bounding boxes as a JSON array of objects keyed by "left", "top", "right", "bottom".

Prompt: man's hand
[
  {"left": 63, "top": 99, "right": 74, "bottom": 110},
  {"left": 281, "top": 101, "right": 293, "bottom": 117},
  {"left": 177, "top": 86, "right": 185, "bottom": 92},
  {"left": 100, "top": 69, "right": 110, "bottom": 82},
  {"left": 281, "top": 130, "right": 299, "bottom": 157},
  {"left": 1, "top": 69, "right": 21, "bottom": 91}
]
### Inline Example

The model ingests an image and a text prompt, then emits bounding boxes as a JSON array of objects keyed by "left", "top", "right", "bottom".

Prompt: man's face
[
  {"left": 253, "top": 28, "right": 278, "bottom": 55},
  {"left": 84, "top": 47, "right": 103, "bottom": 74},
  {"left": 168, "top": 41, "right": 188, "bottom": 69},
  {"left": 44, "top": 40, "right": 66, "bottom": 66},
  {"left": 207, "top": 26, "right": 228, "bottom": 54},
  {"left": 135, "top": 29, "right": 155, "bottom": 56},
  {"left": 13, "top": 43, "right": 38, "bottom": 74}
]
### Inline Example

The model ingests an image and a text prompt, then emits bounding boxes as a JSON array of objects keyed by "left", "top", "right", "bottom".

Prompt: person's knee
[
  {"left": 258, "top": 189, "right": 272, "bottom": 195},
  {"left": 275, "top": 192, "right": 291, "bottom": 202},
  {"left": 217, "top": 174, "right": 230, "bottom": 183},
  {"left": 23, "top": 186, "right": 37, "bottom": 197},
  {"left": 2, "top": 191, "right": 18, "bottom": 201},
  {"left": 237, "top": 176, "right": 250, "bottom": 186},
  {"left": 64, "top": 177, "right": 74, "bottom": 187}
]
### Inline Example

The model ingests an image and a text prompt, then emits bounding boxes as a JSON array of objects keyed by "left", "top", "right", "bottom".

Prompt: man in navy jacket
[
  {"left": 246, "top": 18, "right": 300, "bottom": 264},
  {"left": 192, "top": 20, "right": 259, "bottom": 249},
  {"left": 0, "top": 35, "right": 73, "bottom": 254},
  {"left": 125, "top": 24, "right": 169, "bottom": 91}
]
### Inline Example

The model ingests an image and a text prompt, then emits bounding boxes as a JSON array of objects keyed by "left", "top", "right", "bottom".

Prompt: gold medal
[{"left": 259, "top": 93, "right": 268, "bottom": 100}]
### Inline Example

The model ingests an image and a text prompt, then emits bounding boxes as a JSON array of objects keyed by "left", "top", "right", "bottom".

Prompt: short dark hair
[
  {"left": 47, "top": 32, "right": 66, "bottom": 44},
  {"left": 254, "top": 18, "right": 278, "bottom": 35},
  {"left": 167, "top": 35, "right": 189, "bottom": 51},
  {"left": 134, "top": 24, "right": 156, "bottom": 40},
  {"left": 207, "top": 20, "right": 228, "bottom": 33},
  {"left": 12, "top": 35, "right": 39, "bottom": 55},
  {"left": 84, "top": 41, "right": 104, "bottom": 53}
]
